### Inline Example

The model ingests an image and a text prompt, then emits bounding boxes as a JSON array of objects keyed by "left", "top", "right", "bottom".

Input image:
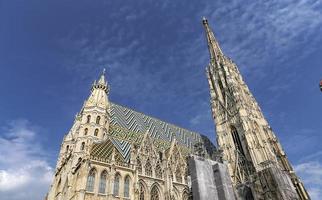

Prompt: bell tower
[
  {"left": 54, "top": 69, "right": 110, "bottom": 170},
  {"left": 202, "top": 18, "right": 310, "bottom": 200}
]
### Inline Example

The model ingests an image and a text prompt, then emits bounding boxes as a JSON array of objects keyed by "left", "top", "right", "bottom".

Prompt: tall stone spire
[
  {"left": 203, "top": 18, "right": 310, "bottom": 200},
  {"left": 202, "top": 17, "right": 223, "bottom": 62}
]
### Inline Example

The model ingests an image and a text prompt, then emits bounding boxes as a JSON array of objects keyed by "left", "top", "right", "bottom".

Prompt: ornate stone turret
[{"left": 203, "top": 18, "right": 310, "bottom": 200}]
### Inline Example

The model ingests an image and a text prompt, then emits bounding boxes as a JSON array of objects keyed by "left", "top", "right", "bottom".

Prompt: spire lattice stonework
[{"left": 203, "top": 18, "right": 310, "bottom": 200}]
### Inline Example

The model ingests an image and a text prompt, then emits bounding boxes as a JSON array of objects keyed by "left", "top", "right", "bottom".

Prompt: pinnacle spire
[
  {"left": 202, "top": 17, "right": 223, "bottom": 62},
  {"left": 92, "top": 68, "right": 109, "bottom": 93}
]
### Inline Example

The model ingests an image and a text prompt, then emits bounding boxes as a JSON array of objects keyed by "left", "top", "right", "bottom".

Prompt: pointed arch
[
  {"left": 231, "top": 126, "right": 245, "bottom": 156},
  {"left": 86, "top": 168, "right": 96, "bottom": 192},
  {"left": 113, "top": 173, "right": 121, "bottom": 196},
  {"left": 99, "top": 170, "right": 107, "bottom": 194},
  {"left": 138, "top": 180, "right": 147, "bottom": 200},
  {"left": 182, "top": 190, "right": 191, "bottom": 200},
  {"left": 150, "top": 185, "right": 160, "bottom": 200},
  {"left": 145, "top": 159, "right": 152, "bottom": 176},
  {"left": 124, "top": 175, "right": 130, "bottom": 198},
  {"left": 81, "top": 142, "right": 85, "bottom": 151},
  {"left": 84, "top": 128, "right": 88, "bottom": 135}
]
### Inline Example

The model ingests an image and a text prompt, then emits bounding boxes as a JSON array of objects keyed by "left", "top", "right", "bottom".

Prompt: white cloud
[
  {"left": 0, "top": 119, "right": 53, "bottom": 200},
  {"left": 295, "top": 161, "right": 322, "bottom": 200}
]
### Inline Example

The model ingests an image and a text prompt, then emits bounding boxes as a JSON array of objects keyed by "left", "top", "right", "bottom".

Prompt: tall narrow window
[
  {"left": 99, "top": 171, "right": 107, "bottom": 193},
  {"left": 145, "top": 159, "right": 152, "bottom": 176},
  {"left": 84, "top": 128, "right": 88, "bottom": 136},
  {"left": 113, "top": 174, "right": 120, "bottom": 196},
  {"left": 66, "top": 145, "right": 69, "bottom": 153},
  {"left": 139, "top": 183, "right": 145, "bottom": 200},
  {"left": 94, "top": 129, "right": 99, "bottom": 136},
  {"left": 155, "top": 163, "right": 162, "bottom": 179},
  {"left": 150, "top": 185, "right": 160, "bottom": 200},
  {"left": 175, "top": 168, "right": 182, "bottom": 183},
  {"left": 124, "top": 176, "right": 130, "bottom": 198},
  {"left": 86, "top": 168, "right": 96, "bottom": 192},
  {"left": 96, "top": 116, "right": 101, "bottom": 124},
  {"left": 137, "top": 158, "right": 142, "bottom": 174},
  {"left": 86, "top": 115, "right": 91, "bottom": 123},
  {"left": 231, "top": 126, "right": 245, "bottom": 156},
  {"left": 81, "top": 142, "right": 85, "bottom": 151}
]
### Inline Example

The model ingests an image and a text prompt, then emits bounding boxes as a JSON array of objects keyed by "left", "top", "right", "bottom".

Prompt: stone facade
[
  {"left": 202, "top": 18, "right": 310, "bottom": 200},
  {"left": 46, "top": 72, "right": 215, "bottom": 200}
]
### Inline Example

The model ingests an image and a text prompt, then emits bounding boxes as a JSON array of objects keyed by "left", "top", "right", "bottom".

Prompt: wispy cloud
[
  {"left": 295, "top": 161, "right": 322, "bottom": 200},
  {"left": 0, "top": 119, "right": 53, "bottom": 200}
]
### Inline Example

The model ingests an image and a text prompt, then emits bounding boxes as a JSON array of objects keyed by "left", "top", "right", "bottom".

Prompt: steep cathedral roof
[{"left": 90, "top": 103, "right": 215, "bottom": 163}]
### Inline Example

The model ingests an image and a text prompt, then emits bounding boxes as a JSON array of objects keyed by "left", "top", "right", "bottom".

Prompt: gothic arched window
[
  {"left": 139, "top": 183, "right": 145, "bottom": 200},
  {"left": 150, "top": 185, "right": 160, "bottom": 200},
  {"left": 99, "top": 170, "right": 107, "bottom": 193},
  {"left": 124, "top": 176, "right": 130, "bottom": 198},
  {"left": 81, "top": 142, "right": 85, "bottom": 151},
  {"left": 155, "top": 163, "right": 162, "bottom": 179},
  {"left": 231, "top": 126, "right": 245, "bottom": 156},
  {"left": 113, "top": 174, "right": 120, "bottom": 196},
  {"left": 66, "top": 145, "right": 69, "bottom": 153},
  {"left": 137, "top": 158, "right": 142, "bottom": 174},
  {"left": 84, "top": 128, "right": 88, "bottom": 136},
  {"left": 175, "top": 168, "right": 182, "bottom": 183},
  {"left": 94, "top": 129, "right": 99, "bottom": 136},
  {"left": 145, "top": 159, "right": 152, "bottom": 176},
  {"left": 86, "top": 168, "right": 96, "bottom": 192},
  {"left": 96, "top": 116, "right": 101, "bottom": 124},
  {"left": 86, "top": 115, "right": 91, "bottom": 123}
]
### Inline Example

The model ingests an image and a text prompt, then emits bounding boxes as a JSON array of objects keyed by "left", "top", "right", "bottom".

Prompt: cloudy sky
[{"left": 0, "top": 0, "right": 321, "bottom": 199}]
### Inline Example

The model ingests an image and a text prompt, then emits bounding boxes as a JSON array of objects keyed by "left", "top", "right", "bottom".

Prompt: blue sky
[{"left": 0, "top": 0, "right": 321, "bottom": 199}]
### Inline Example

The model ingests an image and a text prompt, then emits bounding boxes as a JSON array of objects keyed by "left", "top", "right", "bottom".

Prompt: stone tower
[
  {"left": 202, "top": 18, "right": 310, "bottom": 200},
  {"left": 47, "top": 71, "right": 110, "bottom": 200}
]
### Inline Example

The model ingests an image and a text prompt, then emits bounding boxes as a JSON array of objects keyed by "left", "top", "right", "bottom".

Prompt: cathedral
[{"left": 46, "top": 19, "right": 310, "bottom": 200}]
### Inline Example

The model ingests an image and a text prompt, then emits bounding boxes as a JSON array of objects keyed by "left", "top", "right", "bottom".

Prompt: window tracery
[
  {"left": 139, "top": 183, "right": 145, "bottom": 200},
  {"left": 137, "top": 158, "right": 142, "bottom": 174},
  {"left": 145, "top": 159, "right": 152, "bottom": 176},
  {"left": 86, "top": 168, "right": 96, "bottom": 192},
  {"left": 155, "top": 163, "right": 162, "bottom": 179},
  {"left": 150, "top": 185, "right": 160, "bottom": 200},
  {"left": 99, "top": 171, "right": 107, "bottom": 193}
]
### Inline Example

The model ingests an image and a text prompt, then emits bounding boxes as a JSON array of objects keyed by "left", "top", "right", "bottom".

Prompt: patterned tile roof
[
  {"left": 90, "top": 103, "right": 214, "bottom": 163},
  {"left": 110, "top": 103, "right": 203, "bottom": 148}
]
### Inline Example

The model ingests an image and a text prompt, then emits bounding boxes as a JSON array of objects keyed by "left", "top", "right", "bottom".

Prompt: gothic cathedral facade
[
  {"left": 47, "top": 18, "right": 310, "bottom": 200},
  {"left": 46, "top": 72, "right": 215, "bottom": 200}
]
